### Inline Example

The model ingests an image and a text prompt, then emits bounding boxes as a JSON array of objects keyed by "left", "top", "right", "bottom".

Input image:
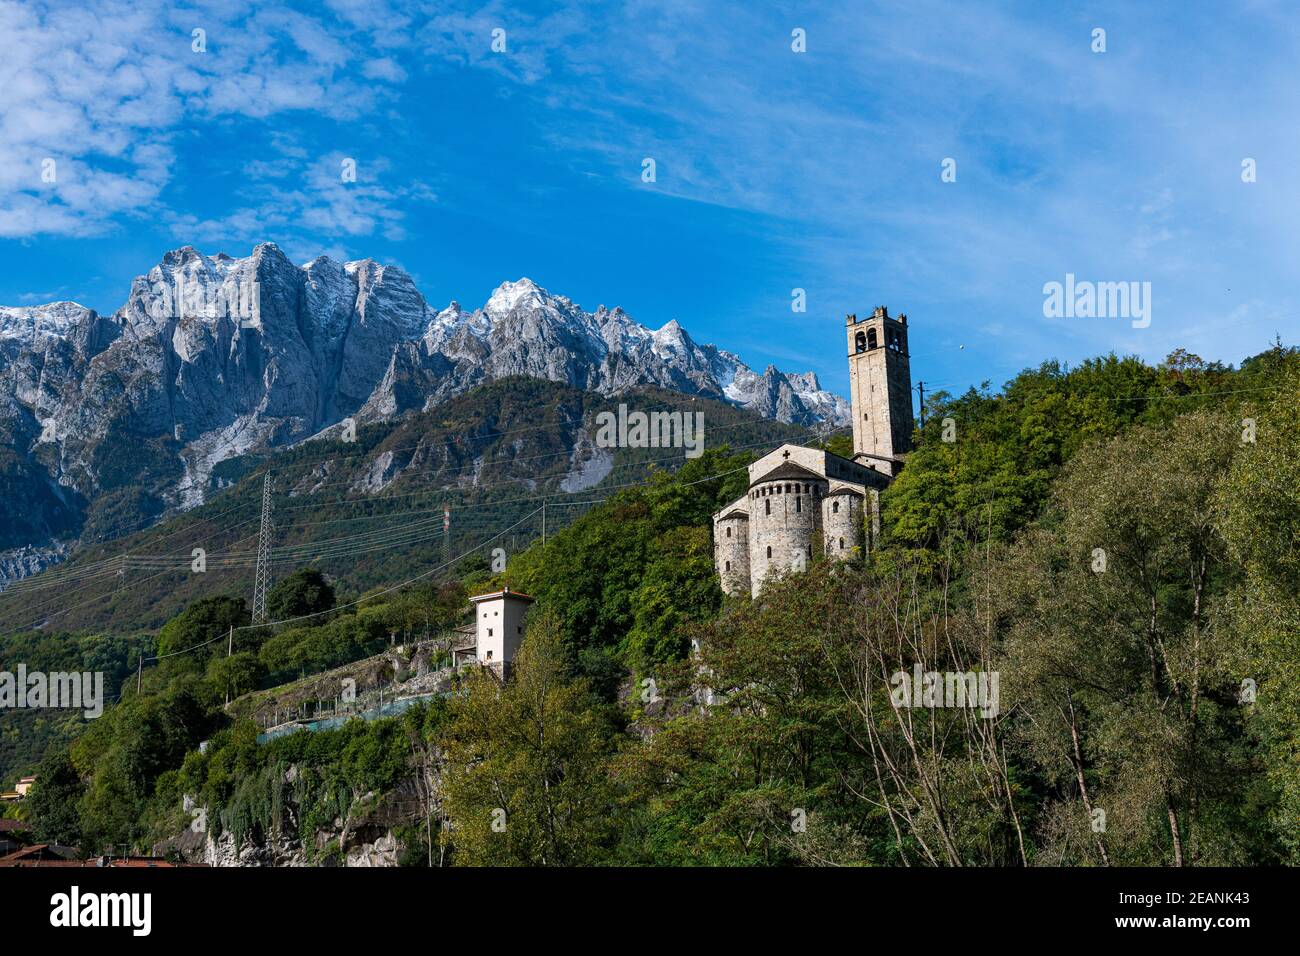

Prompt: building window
[
  {"left": 766, "top": 546, "right": 772, "bottom": 559},
  {"left": 839, "top": 538, "right": 845, "bottom": 550},
  {"left": 726, "top": 526, "right": 732, "bottom": 537},
  {"left": 725, "top": 560, "right": 731, "bottom": 571},
  {"left": 765, "top": 499, "right": 771, "bottom": 515},
  {"left": 855, "top": 330, "right": 866, "bottom": 352},
  {"left": 795, "top": 496, "right": 801, "bottom": 513},
  {"left": 833, "top": 500, "right": 839, "bottom": 514},
  {"left": 867, "top": 327, "right": 878, "bottom": 349},
  {"left": 488, "top": 628, "right": 493, "bottom": 637}
]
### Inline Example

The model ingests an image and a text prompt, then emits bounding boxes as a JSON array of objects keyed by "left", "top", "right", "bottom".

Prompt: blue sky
[{"left": 3, "top": 0, "right": 1298, "bottom": 399}]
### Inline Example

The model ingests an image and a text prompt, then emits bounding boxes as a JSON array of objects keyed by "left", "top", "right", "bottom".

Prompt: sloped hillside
[{"left": 0, "top": 377, "right": 809, "bottom": 634}]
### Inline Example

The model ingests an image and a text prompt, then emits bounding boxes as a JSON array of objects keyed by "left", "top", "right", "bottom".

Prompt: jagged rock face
[
  {"left": 0, "top": 244, "right": 848, "bottom": 566},
  {"left": 189, "top": 776, "right": 423, "bottom": 867},
  {"left": 358, "top": 277, "right": 848, "bottom": 428}
]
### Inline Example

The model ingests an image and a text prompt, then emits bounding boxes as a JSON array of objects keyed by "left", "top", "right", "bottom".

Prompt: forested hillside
[
  {"left": 0, "top": 377, "right": 805, "bottom": 635},
  {"left": 5, "top": 345, "right": 1298, "bottom": 867}
]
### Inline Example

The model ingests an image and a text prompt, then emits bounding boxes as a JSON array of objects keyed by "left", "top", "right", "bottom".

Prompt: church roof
[
  {"left": 718, "top": 507, "right": 749, "bottom": 520},
  {"left": 825, "top": 486, "right": 865, "bottom": 497},
  {"left": 749, "top": 461, "right": 824, "bottom": 486}
]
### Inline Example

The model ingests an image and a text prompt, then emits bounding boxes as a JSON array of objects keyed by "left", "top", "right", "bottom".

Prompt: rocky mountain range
[{"left": 0, "top": 242, "right": 848, "bottom": 573}]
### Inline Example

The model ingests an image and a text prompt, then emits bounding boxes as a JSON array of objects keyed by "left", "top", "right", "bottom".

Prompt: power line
[
  {"left": 0, "top": 427, "right": 821, "bottom": 625},
  {"left": 270, "top": 412, "right": 814, "bottom": 502},
  {"left": 259, "top": 391, "right": 769, "bottom": 474},
  {"left": 118, "top": 455, "right": 761, "bottom": 661}
]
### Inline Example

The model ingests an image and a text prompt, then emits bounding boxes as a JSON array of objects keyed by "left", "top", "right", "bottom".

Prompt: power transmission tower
[{"left": 252, "top": 472, "right": 274, "bottom": 625}]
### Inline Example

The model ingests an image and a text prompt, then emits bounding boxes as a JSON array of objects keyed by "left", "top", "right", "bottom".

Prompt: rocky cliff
[{"left": 0, "top": 243, "right": 848, "bottom": 576}]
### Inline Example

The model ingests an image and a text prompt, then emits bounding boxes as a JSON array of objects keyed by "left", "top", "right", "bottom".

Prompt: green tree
[
  {"left": 624, "top": 525, "right": 721, "bottom": 672},
  {"left": 27, "top": 747, "right": 85, "bottom": 847},
  {"left": 267, "top": 568, "right": 336, "bottom": 622},
  {"left": 206, "top": 652, "right": 266, "bottom": 704},
  {"left": 440, "top": 610, "right": 620, "bottom": 865},
  {"left": 997, "top": 410, "right": 1264, "bottom": 865},
  {"left": 1216, "top": 365, "right": 1300, "bottom": 858},
  {"left": 155, "top": 595, "right": 251, "bottom": 671}
]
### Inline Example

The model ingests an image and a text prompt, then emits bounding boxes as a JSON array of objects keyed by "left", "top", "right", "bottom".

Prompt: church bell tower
[{"left": 846, "top": 306, "right": 914, "bottom": 477}]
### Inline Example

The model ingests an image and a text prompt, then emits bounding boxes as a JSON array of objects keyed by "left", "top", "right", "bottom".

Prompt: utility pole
[
  {"left": 136, "top": 652, "right": 142, "bottom": 695},
  {"left": 542, "top": 500, "right": 547, "bottom": 547},
  {"left": 252, "top": 472, "right": 274, "bottom": 625},
  {"left": 224, "top": 625, "right": 235, "bottom": 706},
  {"left": 443, "top": 503, "right": 451, "bottom": 562},
  {"left": 915, "top": 381, "right": 926, "bottom": 428}
]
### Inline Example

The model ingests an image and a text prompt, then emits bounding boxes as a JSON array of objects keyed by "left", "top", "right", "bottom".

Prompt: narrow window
[
  {"left": 867, "top": 328, "right": 878, "bottom": 349},
  {"left": 766, "top": 546, "right": 772, "bottom": 559},
  {"left": 839, "top": 538, "right": 844, "bottom": 550},
  {"left": 725, "top": 560, "right": 731, "bottom": 572},
  {"left": 765, "top": 499, "right": 771, "bottom": 515},
  {"left": 833, "top": 500, "right": 840, "bottom": 514},
  {"left": 726, "top": 526, "right": 732, "bottom": 538},
  {"left": 795, "top": 496, "right": 801, "bottom": 513}
]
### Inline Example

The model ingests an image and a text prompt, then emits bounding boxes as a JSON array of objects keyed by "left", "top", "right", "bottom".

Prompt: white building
[{"left": 452, "top": 587, "right": 535, "bottom": 675}]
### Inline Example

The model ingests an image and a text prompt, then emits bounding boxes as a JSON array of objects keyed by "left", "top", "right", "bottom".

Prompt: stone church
[{"left": 712, "top": 306, "right": 914, "bottom": 597}]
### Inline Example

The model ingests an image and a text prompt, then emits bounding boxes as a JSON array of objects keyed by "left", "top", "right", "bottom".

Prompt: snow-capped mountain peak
[{"left": 0, "top": 244, "right": 851, "bottom": 564}]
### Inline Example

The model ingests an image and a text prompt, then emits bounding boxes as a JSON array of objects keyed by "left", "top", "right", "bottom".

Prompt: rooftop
[
  {"left": 749, "top": 461, "right": 824, "bottom": 486},
  {"left": 469, "top": 588, "right": 535, "bottom": 604}
]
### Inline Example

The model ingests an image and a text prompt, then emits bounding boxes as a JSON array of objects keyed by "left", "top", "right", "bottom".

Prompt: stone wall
[
  {"left": 822, "top": 490, "right": 864, "bottom": 559},
  {"left": 713, "top": 512, "right": 750, "bottom": 596},
  {"left": 747, "top": 474, "right": 827, "bottom": 595}
]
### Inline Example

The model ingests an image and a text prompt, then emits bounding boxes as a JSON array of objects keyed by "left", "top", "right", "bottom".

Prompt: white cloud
[{"left": 0, "top": 0, "right": 416, "bottom": 238}]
